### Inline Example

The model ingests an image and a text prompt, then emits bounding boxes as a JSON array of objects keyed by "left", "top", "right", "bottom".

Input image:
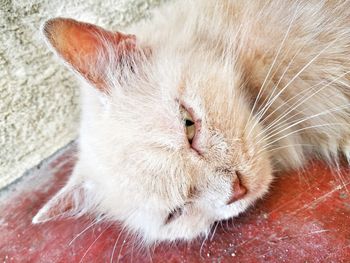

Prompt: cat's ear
[
  {"left": 43, "top": 18, "right": 138, "bottom": 92},
  {"left": 32, "top": 180, "right": 88, "bottom": 224}
]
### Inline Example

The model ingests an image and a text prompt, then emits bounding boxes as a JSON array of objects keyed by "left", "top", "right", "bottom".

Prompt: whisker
[
  {"left": 210, "top": 221, "right": 219, "bottom": 241},
  {"left": 79, "top": 224, "right": 112, "bottom": 263},
  {"left": 261, "top": 123, "right": 345, "bottom": 151},
  {"left": 244, "top": 1, "right": 300, "bottom": 134},
  {"left": 331, "top": 162, "right": 349, "bottom": 194},
  {"left": 68, "top": 218, "right": 103, "bottom": 246},
  {"left": 255, "top": 30, "right": 348, "bottom": 122},
  {"left": 257, "top": 82, "right": 320, "bottom": 136},
  {"left": 256, "top": 47, "right": 305, "bottom": 119},
  {"left": 257, "top": 70, "right": 350, "bottom": 139},
  {"left": 261, "top": 143, "right": 314, "bottom": 154},
  {"left": 110, "top": 225, "right": 127, "bottom": 263},
  {"left": 199, "top": 232, "right": 209, "bottom": 259},
  {"left": 116, "top": 238, "right": 128, "bottom": 263},
  {"left": 258, "top": 103, "right": 350, "bottom": 146}
]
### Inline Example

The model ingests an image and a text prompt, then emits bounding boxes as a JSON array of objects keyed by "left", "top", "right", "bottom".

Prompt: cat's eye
[{"left": 180, "top": 106, "right": 196, "bottom": 143}]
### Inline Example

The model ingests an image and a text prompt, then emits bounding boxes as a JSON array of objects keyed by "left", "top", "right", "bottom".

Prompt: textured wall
[{"left": 0, "top": 0, "right": 166, "bottom": 189}]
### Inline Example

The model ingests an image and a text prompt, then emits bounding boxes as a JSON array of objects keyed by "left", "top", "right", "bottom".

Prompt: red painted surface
[{"left": 0, "top": 146, "right": 349, "bottom": 262}]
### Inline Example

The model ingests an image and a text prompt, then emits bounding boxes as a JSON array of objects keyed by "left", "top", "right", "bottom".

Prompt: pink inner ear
[
  {"left": 43, "top": 18, "right": 136, "bottom": 91},
  {"left": 39, "top": 197, "right": 74, "bottom": 221}
]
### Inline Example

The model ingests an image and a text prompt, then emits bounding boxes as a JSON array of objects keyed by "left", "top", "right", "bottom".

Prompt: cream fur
[{"left": 33, "top": 0, "right": 350, "bottom": 244}]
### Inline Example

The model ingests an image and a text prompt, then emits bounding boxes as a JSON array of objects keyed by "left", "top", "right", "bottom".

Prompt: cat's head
[{"left": 33, "top": 18, "right": 273, "bottom": 243}]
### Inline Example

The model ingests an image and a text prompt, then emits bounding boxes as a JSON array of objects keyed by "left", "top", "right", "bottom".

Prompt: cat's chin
[
  {"left": 120, "top": 198, "right": 262, "bottom": 244},
  {"left": 113, "top": 162, "right": 274, "bottom": 244}
]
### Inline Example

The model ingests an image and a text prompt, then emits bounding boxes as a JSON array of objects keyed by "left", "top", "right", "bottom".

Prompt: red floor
[{"left": 0, "top": 145, "right": 349, "bottom": 262}]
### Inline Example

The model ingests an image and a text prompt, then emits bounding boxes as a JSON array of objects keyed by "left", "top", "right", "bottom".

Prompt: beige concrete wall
[{"left": 0, "top": 0, "right": 166, "bottom": 188}]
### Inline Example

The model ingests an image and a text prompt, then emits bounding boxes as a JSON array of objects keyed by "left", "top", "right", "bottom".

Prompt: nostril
[{"left": 227, "top": 172, "right": 247, "bottom": 205}]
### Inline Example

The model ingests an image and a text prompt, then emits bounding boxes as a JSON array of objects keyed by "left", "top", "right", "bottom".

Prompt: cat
[{"left": 33, "top": 0, "right": 350, "bottom": 244}]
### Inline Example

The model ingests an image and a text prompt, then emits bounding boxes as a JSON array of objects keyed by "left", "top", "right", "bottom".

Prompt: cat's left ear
[
  {"left": 43, "top": 18, "right": 140, "bottom": 92},
  {"left": 32, "top": 180, "right": 89, "bottom": 224}
]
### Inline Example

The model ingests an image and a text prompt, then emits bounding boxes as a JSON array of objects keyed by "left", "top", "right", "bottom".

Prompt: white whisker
[
  {"left": 259, "top": 103, "right": 350, "bottom": 146},
  {"left": 210, "top": 221, "right": 220, "bottom": 241},
  {"left": 79, "top": 224, "right": 111, "bottom": 263},
  {"left": 261, "top": 143, "right": 314, "bottom": 154},
  {"left": 245, "top": 2, "right": 300, "bottom": 134},
  {"left": 68, "top": 218, "right": 103, "bottom": 246},
  {"left": 257, "top": 70, "right": 350, "bottom": 140},
  {"left": 262, "top": 123, "right": 345, "bottom": 150},
  {"left": 253, "top": 30, "right": 349, "bottom": 131},
  {"left": 110, "top": 224, "right": 127, "bottom": 263}
]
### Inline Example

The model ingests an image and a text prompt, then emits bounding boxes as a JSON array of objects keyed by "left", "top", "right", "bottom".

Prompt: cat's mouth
[
  {"left": 164, "top": 206, "right": 184, "bottom": 225},
  {"left": 164, "top": 171, "right": 247, "bottom": 226}
]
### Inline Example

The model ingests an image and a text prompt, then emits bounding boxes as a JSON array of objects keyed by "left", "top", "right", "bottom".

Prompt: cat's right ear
[{"left": 43, "top": 18, "right": 140, "bottom": 93}]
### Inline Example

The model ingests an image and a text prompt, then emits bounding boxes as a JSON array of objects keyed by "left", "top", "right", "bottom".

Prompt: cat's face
[{"left": 33, "top": 18, "right": 273, "bottom": 243}]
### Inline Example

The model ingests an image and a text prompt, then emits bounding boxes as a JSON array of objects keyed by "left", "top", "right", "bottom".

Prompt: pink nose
[{"left": 227, "top": 174, "right": 247, "bottom": 205}]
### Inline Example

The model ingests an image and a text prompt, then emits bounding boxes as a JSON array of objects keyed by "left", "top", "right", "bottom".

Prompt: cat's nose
[{"left": 227, "top": 173, "right": 247, "bottom": 205}]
